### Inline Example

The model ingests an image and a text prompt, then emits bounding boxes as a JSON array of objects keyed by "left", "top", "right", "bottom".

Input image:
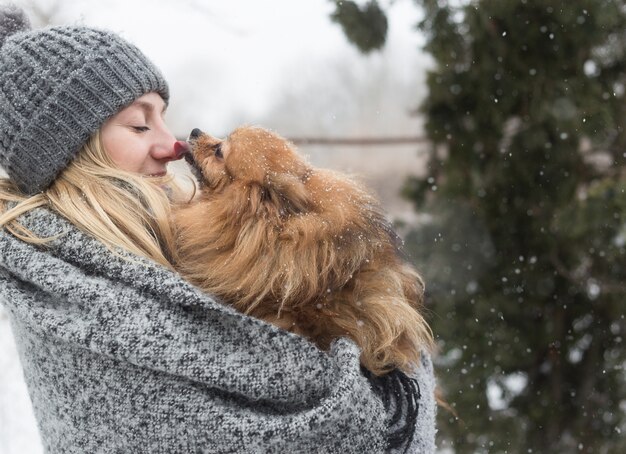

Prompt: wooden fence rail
[{"left": 177, "top": 136, "right": 429, "bottom": 146}]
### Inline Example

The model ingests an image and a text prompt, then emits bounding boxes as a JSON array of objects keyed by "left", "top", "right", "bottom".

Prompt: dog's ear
[
  {"left": 266, "top": 172, "right": 312, "bottom": 216},
  {"left": 246, "top": 173, "right": 312, "bottom": 219}
]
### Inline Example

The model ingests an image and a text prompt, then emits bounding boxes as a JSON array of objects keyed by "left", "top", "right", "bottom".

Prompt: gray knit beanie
[{"left": 0, "top": 4, "right": 169, "bottom": 195}]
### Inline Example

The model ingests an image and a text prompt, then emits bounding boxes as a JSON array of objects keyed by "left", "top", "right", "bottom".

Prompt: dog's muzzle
[{"left": 182, "top": 150, "right": 204, "bottom": 184}]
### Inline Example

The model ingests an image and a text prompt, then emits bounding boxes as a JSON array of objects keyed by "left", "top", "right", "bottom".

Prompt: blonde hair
[{"left": 0, "top": 130, "right": 188, "bottom": 269}]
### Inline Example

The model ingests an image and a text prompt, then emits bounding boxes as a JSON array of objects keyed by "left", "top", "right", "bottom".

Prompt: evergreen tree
[{"left": 331, "top": 0, "right": 626, "bottom": 452}]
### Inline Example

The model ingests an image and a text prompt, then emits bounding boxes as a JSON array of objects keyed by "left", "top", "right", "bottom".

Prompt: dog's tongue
[{"left": 174, "top": 140, "right": 191, "bottom": 159}]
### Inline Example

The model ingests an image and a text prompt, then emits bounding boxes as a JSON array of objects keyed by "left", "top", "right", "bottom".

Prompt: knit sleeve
[
  {"left": 0, "top": 215, "right": 393, "bottom": 452},
  {"left": 0, "top": 233, "right": 328, "bottom": 407}
]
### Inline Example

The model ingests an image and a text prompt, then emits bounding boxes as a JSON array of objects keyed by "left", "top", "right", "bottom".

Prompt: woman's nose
[{"left": 152, "top": 131, "right": 183, "bottom": 162}]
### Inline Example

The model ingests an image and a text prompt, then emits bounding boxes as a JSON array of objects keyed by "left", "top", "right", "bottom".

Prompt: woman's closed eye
[{"left": 131, "top": 126, "right": 150, "bottom": 133}]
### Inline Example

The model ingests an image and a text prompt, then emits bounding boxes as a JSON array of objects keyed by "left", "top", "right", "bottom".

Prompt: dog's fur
[{"left": 173, "top": 126, "right": 433, "bottom": 375}]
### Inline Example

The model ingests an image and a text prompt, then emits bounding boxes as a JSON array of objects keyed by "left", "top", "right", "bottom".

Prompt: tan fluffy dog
[{"left": 173, "top": 126, "right": 433, "bottom": 376}]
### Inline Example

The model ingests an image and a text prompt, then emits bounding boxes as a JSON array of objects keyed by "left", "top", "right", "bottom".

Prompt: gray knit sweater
[{"left": 0, "top": 206, "right": 436, "bottom": 453}]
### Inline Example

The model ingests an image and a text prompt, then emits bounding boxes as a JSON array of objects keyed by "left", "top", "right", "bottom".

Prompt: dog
[{"left": 173, "top": 126, "right": 433, "bottom": 376}]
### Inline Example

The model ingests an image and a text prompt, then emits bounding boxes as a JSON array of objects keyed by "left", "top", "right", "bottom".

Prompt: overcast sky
[{"left": 23, "top": 0, "right": 430, "bottom": 136}]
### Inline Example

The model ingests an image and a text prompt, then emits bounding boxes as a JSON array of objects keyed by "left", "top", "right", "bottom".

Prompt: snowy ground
[{"left": 0, "top": 307, "right": 43, "bottom": 454}]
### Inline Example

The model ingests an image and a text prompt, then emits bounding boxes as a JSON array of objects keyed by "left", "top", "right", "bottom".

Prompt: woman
[{"left": 0, "top": 5, "right": 436, "bottom": 453}]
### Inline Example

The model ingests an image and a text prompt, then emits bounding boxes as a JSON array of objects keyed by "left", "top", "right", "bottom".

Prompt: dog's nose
[{"left": 189, "top": 128, "right": 203, "bottom": 140}]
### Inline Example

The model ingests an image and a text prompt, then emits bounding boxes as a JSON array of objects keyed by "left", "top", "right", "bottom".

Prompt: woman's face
[{"left": 100, "top": 92, "right": 181, "bottom": 176}]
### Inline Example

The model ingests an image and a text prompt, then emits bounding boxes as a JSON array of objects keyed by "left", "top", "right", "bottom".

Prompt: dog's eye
[{"left": 213, "top": 144, "right": 223, "bottom": 159}]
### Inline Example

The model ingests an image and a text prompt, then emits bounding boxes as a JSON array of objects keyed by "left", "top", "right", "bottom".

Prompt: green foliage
[
  {"left": 413, "top": 1, "right": 626, "bottom": 452},
  {"left": 329, "top": 1, "right": 388, "bottom": 53},
  {"left": 333, "top": 0, "right": 626, "bottom": 452}
]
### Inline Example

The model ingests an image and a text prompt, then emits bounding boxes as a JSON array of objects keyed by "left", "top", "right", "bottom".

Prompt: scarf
[{"left": 0, "top": 206, "right": 436, "bottom": 453}]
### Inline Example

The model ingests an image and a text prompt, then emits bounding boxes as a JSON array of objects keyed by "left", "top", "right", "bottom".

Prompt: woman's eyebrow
[{"left": 131, "top": 100, "right": 167, "bottom": 115}]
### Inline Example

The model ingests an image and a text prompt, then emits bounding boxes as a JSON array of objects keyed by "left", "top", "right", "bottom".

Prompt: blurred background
[{"left": 0, "top": 0, "right": 624, "bottom": 453}]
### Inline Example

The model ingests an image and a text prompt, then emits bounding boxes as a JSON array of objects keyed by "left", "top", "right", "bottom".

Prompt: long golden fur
[{"left": 173, "top": 126, "right": 434, "bottom": 376}]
